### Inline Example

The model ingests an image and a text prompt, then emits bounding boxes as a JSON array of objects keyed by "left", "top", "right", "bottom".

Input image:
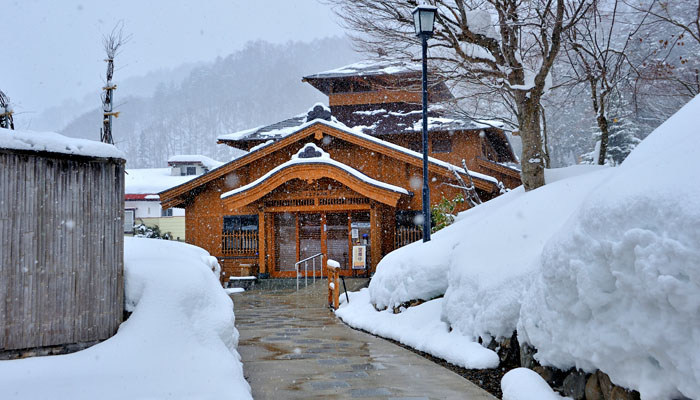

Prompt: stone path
[{"left": 232, "top": 279, "right": 496, "bottom": 400}]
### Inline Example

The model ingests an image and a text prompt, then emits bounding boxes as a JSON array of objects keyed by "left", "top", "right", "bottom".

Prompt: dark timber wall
[{"left": 0, "top": 149, "right": 125, "bottom": 356}]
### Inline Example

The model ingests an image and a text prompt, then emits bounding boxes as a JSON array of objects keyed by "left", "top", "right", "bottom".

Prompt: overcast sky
[{"left": 1, "top": 0, "right": 346, "bottom": 116}]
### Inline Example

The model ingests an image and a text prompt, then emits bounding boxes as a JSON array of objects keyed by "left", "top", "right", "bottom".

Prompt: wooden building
[
  {"left": 160, "top": 59, "right": 521, "bottom": 280},
  {"left": 0, "top": 128, "right": 125, "bottom": 358}
]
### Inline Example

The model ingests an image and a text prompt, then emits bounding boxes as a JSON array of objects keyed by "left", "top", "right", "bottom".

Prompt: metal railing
[{"left": 295, "top": 253, "right": 324, "bottom": 290}]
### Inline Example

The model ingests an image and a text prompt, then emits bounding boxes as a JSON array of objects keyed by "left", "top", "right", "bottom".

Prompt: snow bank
[
  {"left": 519, "top": 95, "right": 700, "bottom": 399},
  {"left": 444, "top": 166, "right": 612, "bottom": 340},
  {"left": 336, "top": 289, "right": 499, "bottom": 369},
  {"left": 0, "top": 238, "right": 251, "bottom": 400},
  {"left": 501, "top": 368, "right": 570, "bottom": 400},
  {"left": 0, "top": 127, "right": 124, "bottom": 159},
  {"left": 370, "top": 164, "right": 608, "bottom": 322}
]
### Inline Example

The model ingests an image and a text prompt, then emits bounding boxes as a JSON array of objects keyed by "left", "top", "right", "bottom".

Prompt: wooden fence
[
  {"left": 394, "top": 225, "right": 423, "bottom": 249},
  {"left": 221, "top": 231, "right": 259, "bottom": 256},
  {"left": 0, "top": 150, "right": 125, "bottom": 354}
]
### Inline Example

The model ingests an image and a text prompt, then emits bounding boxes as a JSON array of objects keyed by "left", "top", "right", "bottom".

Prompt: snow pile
[
  {"left": 369, "top": 165, "right": 609, "bottom": 323},
  {"left": 125, "top": 167, "right": 199, "bottom": 194},
  {"left": 501, "top": 368, "right": 571, "bottom": 400},
  {"left": 518, "top": 95, "right": 700, "bottom": 399},
  {"left": 0, "top": 238, "right": 251, "bottom": 400},
  {"left": 0, "top": 127, "right": 124, "bottom": 159},
  {"left": 443, "top": 165, "right": 611, "bottom": 340},
  {"left": 369, "top": 220, "right": 464, "bottom": 310},
  {"left": 167, "top": 154, "right": 224, "bottom": 170},
  {"left": 336, "top": 289, "right": 499, "bottom": 369}
]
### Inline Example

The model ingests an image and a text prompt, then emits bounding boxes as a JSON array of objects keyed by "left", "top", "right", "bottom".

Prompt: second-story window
[{"left": 431, "top": 138, "right": 452, "bottom": 153}]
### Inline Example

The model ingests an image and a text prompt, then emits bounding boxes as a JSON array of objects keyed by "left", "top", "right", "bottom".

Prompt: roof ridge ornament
[{"left": 293, "top": 143, "right": 329, "bottom": 160}]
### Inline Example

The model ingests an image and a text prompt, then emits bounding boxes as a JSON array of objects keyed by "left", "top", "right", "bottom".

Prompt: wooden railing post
[{"left": 327, "top": 259, "right": 341, "bottom": 310}]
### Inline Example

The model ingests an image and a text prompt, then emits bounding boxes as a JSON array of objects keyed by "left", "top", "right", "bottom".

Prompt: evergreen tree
[{"left": 581, "top": 95, "right": 642, "bottom": 166}]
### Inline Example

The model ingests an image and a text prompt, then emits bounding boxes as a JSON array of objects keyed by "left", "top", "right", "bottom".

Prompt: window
[
  {"left": 431, "top": 138, "right": 452, "bottom": 153},
  {"left": 222, "top": 215, "right": 259, "bottom": 255},
  {"left": 161, "top": 208, "right": 173, "bottom": 217}
]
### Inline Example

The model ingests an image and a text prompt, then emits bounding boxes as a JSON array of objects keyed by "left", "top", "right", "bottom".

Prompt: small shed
[{"left": 0, "top": 128, "right": 126, "bottom": 359}]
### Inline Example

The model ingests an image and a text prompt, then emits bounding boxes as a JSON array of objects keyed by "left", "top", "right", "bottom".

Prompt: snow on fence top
[
  {"left": 327, "top": 259, "right": 341, "bottom": 269},
  {"left": 0, "top": 127, "right": 124, "bottom": 159}
]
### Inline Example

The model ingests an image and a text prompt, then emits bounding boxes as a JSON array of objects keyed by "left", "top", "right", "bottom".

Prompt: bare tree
[
  {"left": 0, "top": 89, "right": 14, "bottom": 130},
  {"left": 563, "top": 0, "right": 640, "bottom": 165},
  {"left": 327, "top": 0, "right": 591, "bottom": 190},
  {"left": 626, "top": 0, "right": 700, "bottom": 100},
  {"left": 101, "top": 22, "right": 130, "bottom": 144}
]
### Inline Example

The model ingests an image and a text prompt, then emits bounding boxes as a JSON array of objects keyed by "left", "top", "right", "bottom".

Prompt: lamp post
[{"left": 412, "top": 4, "right": 437, "bottom": 242}]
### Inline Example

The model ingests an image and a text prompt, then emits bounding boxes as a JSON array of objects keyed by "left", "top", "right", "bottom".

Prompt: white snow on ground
[
  {"left": 225, "top": 287, "right": 246, "bottom": 294},
  {"left": 336, "top": 289, "right": 499, "bottom": 369},
  {"left": 443, "top": 165, "right": 612, "bottom": 341},
  {"left": 369, "top": 164, "right": 608, "bottom": 316},
  {"left": 0, "top": 127, "right": 124, "bottom": 159},
  {"left": 364, "top": 95, "right": 700, "bottom": 400},
  {"left": 501, "top": 368, "right": 571, "bottom": 400},
  {"left": 0, "top": 238, "right": 251, "bottom": 400},
  {"left": 519, "top": 95, "right": 700, "bottom": 400}
]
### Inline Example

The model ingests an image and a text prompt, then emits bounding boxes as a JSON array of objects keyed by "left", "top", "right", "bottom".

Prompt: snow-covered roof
[
  {"left": 218, "top": 102, "right": 495, "bottom": 144},
  {"left": 0, "top": 127, "right": 124, "bottom": 159},
  {"left": 167, "top": 154, "right": 224, "bottom": 170},
  {"left": 303, "top": 58, "right": 420, "bottom": 80},
  {"left": 218, "top": 103, "right": 333, "bottom": 143},
  {"left": 125, "top": 168, "right": 200, "bottom": 195},
  {"left": 221, "top": 143, "right": 410, "bottom": 199},
  {"left": 233, "top": 117, "right": 498, "bottom": 184}
]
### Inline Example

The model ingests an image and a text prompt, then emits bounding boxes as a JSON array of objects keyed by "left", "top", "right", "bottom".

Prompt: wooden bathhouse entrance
[{"left": 159, "top": 59, "right": 521, "bottom": 282}]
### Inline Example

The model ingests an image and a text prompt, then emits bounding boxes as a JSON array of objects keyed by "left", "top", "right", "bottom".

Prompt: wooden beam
[{"left": 329, "top": 89, "right": 420, "bottom": 106}]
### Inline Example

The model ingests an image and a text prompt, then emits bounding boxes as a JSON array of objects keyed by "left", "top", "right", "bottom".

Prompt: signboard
[
  {"left": 352, "top": 245, "right": 366, "bottom": 269},
  {"left": 351, "top": 228, "right": 359, "bottom": 239}
]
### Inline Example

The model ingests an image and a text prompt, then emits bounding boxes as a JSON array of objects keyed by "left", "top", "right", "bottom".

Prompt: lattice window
[
  {"left": 318, "top": 197, "right": 370, "bottom": 206},
  {"left": 264, "top": 198, "right": 315, "bottom": 208}
]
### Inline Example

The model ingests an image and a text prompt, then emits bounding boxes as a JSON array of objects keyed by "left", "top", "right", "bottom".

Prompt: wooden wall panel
[{"left": 0, "top": 151, "right": 124, "bottom": 353}]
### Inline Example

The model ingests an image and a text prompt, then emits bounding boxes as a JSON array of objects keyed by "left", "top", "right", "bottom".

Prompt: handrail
[{"left": 295, "top": 253, "right": 324, "bottom": 290}]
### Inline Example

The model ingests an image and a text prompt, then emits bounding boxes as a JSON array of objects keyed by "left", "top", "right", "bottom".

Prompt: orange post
[{"left": 327, "top": 259, "right": 341, "bottom": 310}]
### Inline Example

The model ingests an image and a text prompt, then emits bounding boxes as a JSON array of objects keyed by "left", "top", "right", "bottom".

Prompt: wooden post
[
  {"left": 327, "top": 259, "right": 341, "bottom": 310},
  {"left": 258, "top": 211, "right": 265, "bottom": 275}
]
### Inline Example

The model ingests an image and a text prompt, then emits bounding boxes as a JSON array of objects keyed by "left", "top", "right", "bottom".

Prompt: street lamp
[{"left": 412, "top": 4, "right": 437, "bottom": 242}]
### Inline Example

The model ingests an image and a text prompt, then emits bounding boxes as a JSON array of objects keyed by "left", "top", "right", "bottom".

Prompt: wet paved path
[{"left": 232, "top": 280, "right": 496, "bottom": 400}]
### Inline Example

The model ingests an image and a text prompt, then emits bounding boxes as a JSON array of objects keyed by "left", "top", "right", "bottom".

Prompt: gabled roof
[
  {"left": 220, "top": 143, "right": 410, "bottom": 209},
  {"left": 160, "top": 119, "right": 501, "bottom": 209},
  {"left": 217, "top": 103, "right": 331, "bottom": 143},
  {"left": 218, "top": 102, "right": 502, "bottom": 145}
]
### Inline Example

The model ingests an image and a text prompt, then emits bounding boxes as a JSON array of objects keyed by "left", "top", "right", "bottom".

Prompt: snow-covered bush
[
  {"left": 519, "top": 95, "right": 700, "bottom": 399},
  {"left": 133, "top": 222, "right": 171, "bottom": 239}
]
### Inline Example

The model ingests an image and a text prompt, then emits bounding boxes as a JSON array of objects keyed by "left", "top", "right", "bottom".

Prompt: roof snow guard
[{"left": 220, "top": 143, "right": 411, "bottom": 209}]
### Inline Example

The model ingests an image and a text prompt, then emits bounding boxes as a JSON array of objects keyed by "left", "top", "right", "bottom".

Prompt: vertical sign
[{"left": 352, "top": 245, "right": 366, "bottom": 269}]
